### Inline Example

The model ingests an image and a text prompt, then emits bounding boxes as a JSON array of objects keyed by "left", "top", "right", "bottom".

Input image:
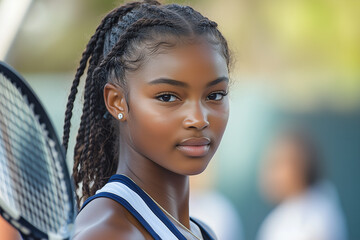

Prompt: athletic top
[{"left": 80, "top": 174, "right": 215, "bottom": 240}]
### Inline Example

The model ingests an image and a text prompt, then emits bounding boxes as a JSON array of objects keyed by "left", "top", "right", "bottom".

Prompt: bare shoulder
[{"left": 72, "top": 197, "right": 152, "bottom": 240}]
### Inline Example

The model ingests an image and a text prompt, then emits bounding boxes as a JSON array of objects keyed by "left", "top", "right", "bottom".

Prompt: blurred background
[{"left": 1, "top": 0, "right": 359, "bottom": 239}]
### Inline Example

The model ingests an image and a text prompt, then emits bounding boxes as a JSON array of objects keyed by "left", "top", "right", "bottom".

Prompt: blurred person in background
[{"left": 257, "top": 129, "right": 347, "bottom": 240}]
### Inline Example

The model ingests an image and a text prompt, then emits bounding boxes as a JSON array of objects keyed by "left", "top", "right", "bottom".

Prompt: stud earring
[{"left": 117, "top": 113, "right": 123, "bottom": 120}]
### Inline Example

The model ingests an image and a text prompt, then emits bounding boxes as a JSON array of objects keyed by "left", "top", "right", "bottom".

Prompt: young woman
[
  {"left": 257, "top": 130, "right": 347, "bottom": 240},
  {"left": 62, "top": 1, "right": 231, "bottom": 239}
]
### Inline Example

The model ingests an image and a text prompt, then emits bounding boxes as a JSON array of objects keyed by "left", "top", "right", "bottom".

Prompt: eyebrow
[
  {"left": 148, "top": 77, "right": 229, "bottom": 88},
  {"left": 206, "top": 77, "right": 229, "bottom": 87},
  {"left": 148, "top": 78, "right": 188, "bottom": 87}
]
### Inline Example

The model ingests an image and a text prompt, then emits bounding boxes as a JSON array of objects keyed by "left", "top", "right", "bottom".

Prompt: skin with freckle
[{"left": 63, "top": 1, "right": 231, "bottom": 239}]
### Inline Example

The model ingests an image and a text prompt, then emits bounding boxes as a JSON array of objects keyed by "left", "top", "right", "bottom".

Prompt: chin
[
  {"left": 177, "top": 159, "right": 211, "bottom": 176},
  {"left": 185, "top": 168, "right": 207, "bottom": 176}
]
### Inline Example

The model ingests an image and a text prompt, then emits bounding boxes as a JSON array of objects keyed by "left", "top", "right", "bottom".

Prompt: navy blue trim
[
  {"left": 80, "top": 192, "right": 161, "bottom": 240},
  {"left": 80, "top": 195, "right": 97, "bottom": 211},
  {"left": 108, "top": 174, "right": 187, "bottom": 240},
  {"left": 190, "top": 217, "right": 215, "bottom": 240}
]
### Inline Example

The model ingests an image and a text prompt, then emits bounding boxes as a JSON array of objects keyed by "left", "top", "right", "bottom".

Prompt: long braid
[
  {"left": 62, "top": 32, "right": 98, "bottom": 152},
  {"left": 64, "top": 1, "right": 160, "bottom": 207}
]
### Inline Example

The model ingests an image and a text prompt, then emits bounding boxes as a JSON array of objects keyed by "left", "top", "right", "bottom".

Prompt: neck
[{"left": 116, "top": 137, "right": 191, "bottom": 228}]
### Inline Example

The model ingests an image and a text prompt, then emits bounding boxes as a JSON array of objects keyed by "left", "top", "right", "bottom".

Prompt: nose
[{"left": 182, "top": 102, "right": 209, "bottom": 130}]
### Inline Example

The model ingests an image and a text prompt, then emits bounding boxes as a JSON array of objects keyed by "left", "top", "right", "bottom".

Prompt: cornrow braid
[
  {"left": 165, "top": 4, "right": 231, "bottom": 68},
  {"left": 99, "top": 19, "right": 184, "bottom": 70},
  {"left": 64, "top": 1, "right": 231, "bottom": 208}
]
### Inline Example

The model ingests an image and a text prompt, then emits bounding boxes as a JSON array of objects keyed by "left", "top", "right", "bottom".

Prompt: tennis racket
[{"left": 0, "top": 61, "right": 75, "bottom": 240}]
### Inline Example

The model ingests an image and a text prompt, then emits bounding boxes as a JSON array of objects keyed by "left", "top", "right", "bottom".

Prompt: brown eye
[
  {"left": 157, "top": 94, "right": 178, "bottom": 102},
  {"left": 207, "top": 92, "right": 226, "bottom": 101}
]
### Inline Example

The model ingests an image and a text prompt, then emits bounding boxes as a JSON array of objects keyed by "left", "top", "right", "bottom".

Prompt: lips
[{"left": 176, "top": 137, "right": 211, "bottom": 157}]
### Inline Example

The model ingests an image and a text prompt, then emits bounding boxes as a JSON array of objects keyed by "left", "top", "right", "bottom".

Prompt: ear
[{"left": 104, "top": 83, "right": 128, "bottom": 121}]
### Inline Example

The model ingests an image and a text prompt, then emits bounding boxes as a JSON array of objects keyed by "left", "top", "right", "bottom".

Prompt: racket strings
[{"left": 0, "top": 74, "right": 71, "bottom": 235}]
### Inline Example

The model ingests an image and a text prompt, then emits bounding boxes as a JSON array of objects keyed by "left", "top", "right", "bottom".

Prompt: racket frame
[{"left": 0, "top": 61, "right": 75, "bottom": 240}]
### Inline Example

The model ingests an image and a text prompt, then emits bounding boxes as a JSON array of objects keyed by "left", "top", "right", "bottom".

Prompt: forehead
[{"left": 126, "top": 42, "right": 228, "bottom": 84}]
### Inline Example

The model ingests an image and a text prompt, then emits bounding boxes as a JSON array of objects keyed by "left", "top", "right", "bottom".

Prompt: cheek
[
  {"left": 209, "top": 102, "right": 229, "bottom": 139},
  {"left": 126, "top": 100, "right": 180, "bottom": 150},
  {"left": 272, "top": 163, "right": 298, "bottom": 193}
]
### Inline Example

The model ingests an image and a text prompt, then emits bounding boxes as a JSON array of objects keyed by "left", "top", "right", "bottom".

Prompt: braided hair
[{"left": 62, "top": 0, "right": 231, "bottom": 208}]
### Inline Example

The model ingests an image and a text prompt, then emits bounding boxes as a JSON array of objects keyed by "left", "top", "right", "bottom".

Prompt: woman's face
[
  {"left": 121, "top": 41, "right": 229, "bottom": 175},
  {"left": 260, "top": 138, "right": 308, "bottom": 203}
]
